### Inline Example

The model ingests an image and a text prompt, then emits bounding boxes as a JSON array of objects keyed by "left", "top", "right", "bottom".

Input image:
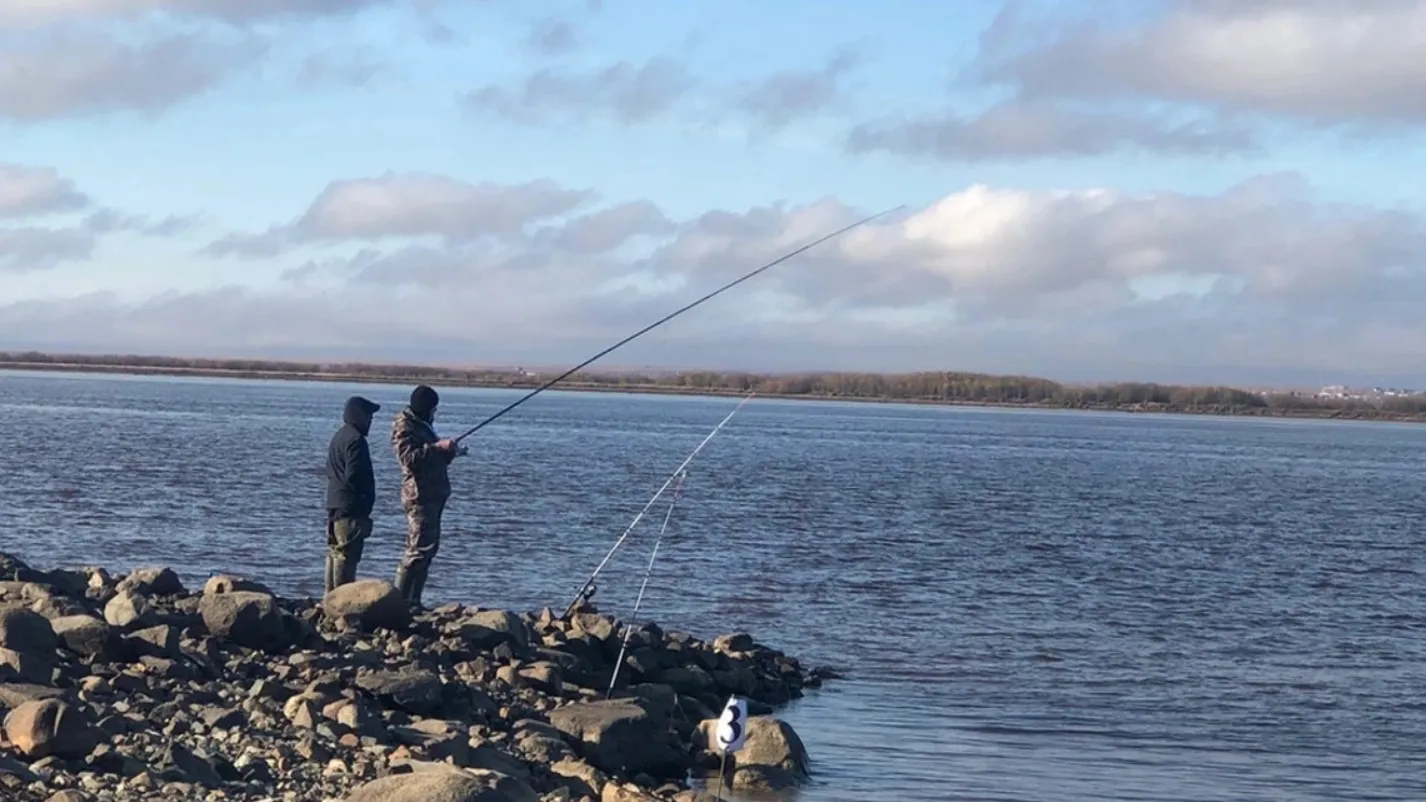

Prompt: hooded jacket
[
  {"left": 391, "top": 405, "right": 454, "bottom": 505},
  {"left": 325, "top": 396, "right": 380, "bottom": 519}
]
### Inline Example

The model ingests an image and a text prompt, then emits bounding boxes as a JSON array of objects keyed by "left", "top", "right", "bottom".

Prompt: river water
[{"left": 2, "top": 369, "right": 1425, "bottom": 801}]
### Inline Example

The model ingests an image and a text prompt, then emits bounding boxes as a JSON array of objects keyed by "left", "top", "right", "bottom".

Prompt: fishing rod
[
  {"left": 562, "top": 392, "right": 756, "bottom": 618},
  {"left": 453, "top": 204, "right": 905, "bottom": 444},
  {"left": 605, "top": 470, "right": 687, "bottom": 698}
]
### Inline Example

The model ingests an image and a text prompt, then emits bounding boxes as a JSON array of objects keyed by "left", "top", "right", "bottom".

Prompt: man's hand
[{"left": 436, "top": 438, "right": 457, "bottom": 452}]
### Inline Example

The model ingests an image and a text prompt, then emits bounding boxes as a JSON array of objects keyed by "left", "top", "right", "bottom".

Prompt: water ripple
[{"left": 3, "top": 369, "right": 1426, "bottom": 800}]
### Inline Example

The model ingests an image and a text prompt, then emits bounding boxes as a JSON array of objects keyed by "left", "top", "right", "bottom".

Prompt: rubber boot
[
  {"left": 394, "top": 566, "right": 414, "bottom": 600},
  {"left": 324, "top": 555, "right": 337, "bottom": 595},
  {"left": 407, "top": 562, "right": 430, "bottom": 609}
]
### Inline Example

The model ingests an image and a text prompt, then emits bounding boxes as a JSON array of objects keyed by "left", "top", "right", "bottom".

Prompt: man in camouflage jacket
[{"left": 390, "top": 384, "right": 463, "bottom": 605}]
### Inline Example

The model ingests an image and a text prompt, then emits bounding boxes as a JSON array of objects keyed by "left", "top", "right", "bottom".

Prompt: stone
[
  {"left": 731, "top": 765, "right": 803, "bottom": 794},
  {"left": 198, "top": 591, "right": 293, "bottom": 652},
  {"left": 2, "top": 699, "right": 99, "bottom": 760},
  {"left": 49, "top": 616, "right": 121, "bottom": 660},
  {"left": 116, "top": 567, "right": 186, "bottom": 596},
  {"left": 202, "top": 574, "right": 272, "bottom": 596},
  {"left": 323, "top": 581, "right": 411, "bottom": 632},
  {"left": 550, "top": 758, "right": 606, "bottom": 798},
  {"left": 712, "top": 633, "right": 754, "bottom": 654},
  {"left": 124, "top": 625, "right": 182, "bottom": 659},
  {"left": 0, "top": 606, "right": 57, "bottom": 655},
  {"left": 458, "top": 610, "right": 531, "bottom": 651},
  {"left": 697, "top": 715, "right": 809, "bottom": 777},
  {"left": 102, "top": 591, "right": 156, "bottom": 631},
  {"left": 342, "top": 766, "right": 541, "bottom": 802},
  {"left": 355, "top": 668, "right": 443, "bottom": 716},
  {"left": 0, "top": 646, "right": 53, "bottom": 684},
  {"left": 29, "top": 595, "right": 90, "bottom": 621},
  {"left": 547, "top": 699, "right": 682, "bottom": 777}
]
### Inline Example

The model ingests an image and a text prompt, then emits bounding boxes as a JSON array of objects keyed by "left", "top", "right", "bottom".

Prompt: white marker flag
[{"left": 715, "top": 695, "right": 748, "bottom": 754}]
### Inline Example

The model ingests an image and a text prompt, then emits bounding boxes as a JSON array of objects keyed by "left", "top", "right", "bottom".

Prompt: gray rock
[
  {"left": 323, "top": 580, "right": 411, "bottom": 632},
  {"left": 342, "top": 766, "right": 540, "bottom": 802},
  {"left": 124, "top": 625, "right": 182, "bottom": 659},
  {"left": 198, "top": 591, "right": 293, "bottom": 653},
  {"left": 49, "top": 616, "right": 121, "bottom": 661},
  {"left": 3, "top": 699, "right": 99, "bottom": 760},
  {"left": 732, "top": 764, "right": 803, "bottom": 794},
  {"left": 355, "top": 668, "right": 444, "bottom": 716},
  {"left": 116, "top": 567, "right": 186, "bottom": 597},
  {"left": 202, "top": 574, "right": 272, "bottom": 596},
  {"left": 547, "top": 699, "right": 682, "bottom": 777},
  {"left": 102, "top": 591, "right": 156, "bottom": 631},
  {"left": 0, "top": 606, "right": 57, "bottom": 655}
]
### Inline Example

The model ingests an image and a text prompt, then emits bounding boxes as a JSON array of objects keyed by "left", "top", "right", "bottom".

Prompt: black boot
[
  {"left": 408, "top": 562, "right": 430, "bottom": 608},
  {"left": 394, "top": 566, "right": 414, "bottom": 600}
]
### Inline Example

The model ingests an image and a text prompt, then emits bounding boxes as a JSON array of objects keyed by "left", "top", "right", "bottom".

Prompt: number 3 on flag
[{"left": 716, "top": 695, "right": 748, "bottom": 754}]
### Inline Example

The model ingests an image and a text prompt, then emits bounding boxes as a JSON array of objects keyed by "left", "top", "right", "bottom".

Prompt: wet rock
[
  {"left": 323, "top": 580, "right": 411, "bottom": 632},
  {"left": 3, "top": 699, "right": 99, "bottom": 760},
  {"left": 343, "top": 766, "right": 541, "bottom": 802},
  {"left": 731, "top": 765, "right": 802, "bottom": 795},
  {"left": 198, "top": 591, "right": 293, "bottom": 652},
  {"left": 697, "top": 715, "right": 809, "bottom": 778}
]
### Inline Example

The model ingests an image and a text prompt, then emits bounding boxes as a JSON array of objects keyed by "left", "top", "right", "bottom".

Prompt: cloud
[
  {"left": 462, "top": 57, "right": 698, "bottom": 125},
  {"left": 845, "top": 99, "right": 1258, "bottom": 161},
  {"left": 0, "top": 163, "right": 197, "bottom": 272},
  {"left": 975, "top": 0, "right": 1426, "bottom": 127},
  {"left": 23, "top": 170, "right": 1426, "bottom": 383},
  {"left": 525, "top": 18, "right": 579, "bottom": 57},
  {"left": 204, "top": 173, "right": 597, "bottom": 257},
  {"left": 0, "top": 27, "right": 264, "bottom": 122},
  {"left": 0, "top": 0, "right": 396, "bottom": 27},
  {"left": 295, "top": 47, "right": 387, "bottom": 89},
  {"left": 0, "top": 164, "right": 93, "bottom": 218},
  {"left": 731, "top": 47, "right": 861, "bottom": 130}
]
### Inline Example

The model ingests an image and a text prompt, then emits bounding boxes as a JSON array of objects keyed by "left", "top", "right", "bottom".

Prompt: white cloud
[
  {"left": 979, "top": 0, "right": 1426, "bottom": 125},
  {"left": 0, "top": 0, "right": 395, "bottom": 27},
  {"left": 0, "top": 164, "right": 93, "bottom": 218},
  {"left": 7, "top": 171, "right": 1426, "bottom": 384}
]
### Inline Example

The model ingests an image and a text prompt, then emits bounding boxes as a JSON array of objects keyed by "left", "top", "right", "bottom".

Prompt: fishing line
[
  {"left": 453, "top": 204, "right": 905, "bottom": 443},
  {"left": 605, "top": 470, "right": 687, "bottom": 698},
  {"left": 562, "top": 391, "right": 756, "bottom": 618}
]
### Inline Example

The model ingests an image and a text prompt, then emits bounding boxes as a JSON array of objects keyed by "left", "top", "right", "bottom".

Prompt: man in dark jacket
[
  {"left": 324, "top": 395, "right": 381, "bottom": 594},
  {"left": 390, "top": 384, "right": 462, "bottom": 606}
]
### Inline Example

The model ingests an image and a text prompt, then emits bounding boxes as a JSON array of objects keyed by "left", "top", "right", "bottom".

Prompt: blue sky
[{"left": 5, "top": 0, "right": 1426, "bottom": 386}]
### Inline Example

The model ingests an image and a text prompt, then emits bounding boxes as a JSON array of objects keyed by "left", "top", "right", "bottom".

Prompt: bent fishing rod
[
  {"left": 453, "top": 204, "right": 905, "bottom": 444},
  {"left": 562, "top": 392, "right": 756, "bottom": 618}
]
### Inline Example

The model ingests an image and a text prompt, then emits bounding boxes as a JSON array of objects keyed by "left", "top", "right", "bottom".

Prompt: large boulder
[
  {"left": 547, "top": 699, "right": 682, "bottom": 777},
  {"left": 198, "top": 591, "right": 293, "bottom": 653},
  {"left": 0, "top": 607, "right": 56, "bottom": 655},
  {"left": 323, "top": 580, "right": 410, "bottom": 631},
  {"left": 454, "top": 611, "right": 530, "bottom": 651},
  {"left": 342, "top": 766, "right": 540, "bottom": 802},
  {"left": 355, "top": 668, "right": 444, "bottom": 716},
  {"left": 2, "top": 699, "right": 99, "bottom": 759},
  {"left": 48, "top": 616, "right": 122, "bottom": 661},
  {"left": 696, "top": 715, "right": 809, "bottom": 778},
  {"left": 115, "top": 567, "right": 186, "bottom": 597},
  {"left": 102, "top": 590, "right": 157, "bottom": 631}
]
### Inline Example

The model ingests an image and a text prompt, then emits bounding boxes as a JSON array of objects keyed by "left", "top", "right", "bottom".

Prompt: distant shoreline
[{"left": 4, "top": 355, "right": 1424, "bottom": 424}]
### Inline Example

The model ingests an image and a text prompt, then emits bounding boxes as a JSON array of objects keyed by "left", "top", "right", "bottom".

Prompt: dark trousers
[
  {"left": 325, "top": 515, "right": 372, "bottom": 594},
  {"left": 394, "top": 498, "right": 445, "bottom": 604}
]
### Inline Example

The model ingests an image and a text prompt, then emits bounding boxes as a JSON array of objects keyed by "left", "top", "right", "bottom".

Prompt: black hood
[{"left": 343, "top": 396, "right": 381, "bottom": 435}]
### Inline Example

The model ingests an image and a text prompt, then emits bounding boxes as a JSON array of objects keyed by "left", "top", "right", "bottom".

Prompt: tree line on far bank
[{"left": 4, "top": 350, "right": 1424, "bottom": 417}]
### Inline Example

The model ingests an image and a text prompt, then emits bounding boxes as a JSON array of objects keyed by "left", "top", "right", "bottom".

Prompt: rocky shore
[{"left": 0, "top": 553, "right": 832, "bottom": 802}]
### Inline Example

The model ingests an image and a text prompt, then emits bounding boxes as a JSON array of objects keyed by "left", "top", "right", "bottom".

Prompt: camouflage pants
[
  {"left": 325, "top": 516, "right": 371, "bottom": 594},
  {"left": 394, "top": 498, "right": 445, "bottom": 603}
]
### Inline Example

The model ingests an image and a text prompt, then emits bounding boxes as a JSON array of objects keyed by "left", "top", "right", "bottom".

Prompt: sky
[{"left": 5, "top": 0, "right": 1426, "bottom": 386}]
